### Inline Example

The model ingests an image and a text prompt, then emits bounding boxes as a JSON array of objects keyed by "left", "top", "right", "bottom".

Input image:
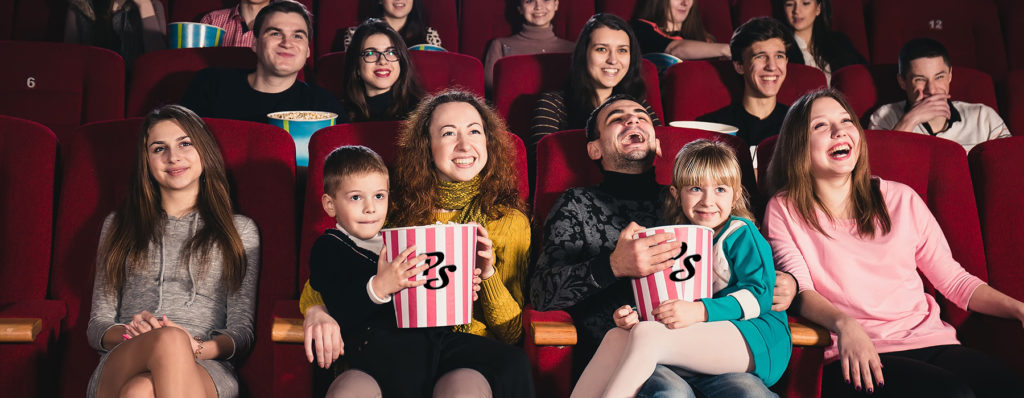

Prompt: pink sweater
[{"left": 763, "top": 179, "right": 985, "bottom": 361}]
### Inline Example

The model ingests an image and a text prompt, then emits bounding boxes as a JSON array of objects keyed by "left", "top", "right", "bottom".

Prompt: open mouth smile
[{"left": 828, "top": 143, "right": 852, "bottom": 160}]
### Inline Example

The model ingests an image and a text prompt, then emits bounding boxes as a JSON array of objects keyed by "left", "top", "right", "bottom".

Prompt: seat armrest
[
  {"left": 532, "top": 321, "right": 577, "bottom": 346},
  {"left": 790, "top": 317, "right": 832, "bottom": 347},
  {"left": 0, "top": 318, "right": 43, "bottom": 342},
  {"left": 272, "top": 300, "right": 304, "bottom": 343}
]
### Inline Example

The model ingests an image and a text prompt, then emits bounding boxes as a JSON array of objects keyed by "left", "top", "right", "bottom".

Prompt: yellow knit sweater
[{"left": 299, "top": 208, "right": 530, "bottom": 344}]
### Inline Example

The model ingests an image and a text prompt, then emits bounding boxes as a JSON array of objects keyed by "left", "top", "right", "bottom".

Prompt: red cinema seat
[
  {"left": 868, "top": 0, "right": 1008, "bottom": 82},
  {"left": 661, "top": 60, "right": 826, "bottom": 122},
  {"left": 169, "top": 0, "right": 313, "bottom": 23},
  {"left": 315, "top": 0, "right": 458, "bottom": 60},
  {"left": 831, "top": 64, "right": 998, "bottom": 126},
  {"left": 596, "top": 0, "right": 734, "bottom": 44},
  {"left": 458, "top": 0, "right": 592, "bottom": 62},
  {"left": 966, "top": 136, "right": 1024, "bottom": 376},
  {"left": 0, "top": 116, "right": 65, "bottom": 398},
  {"left": 316, "top": 50, "right": 485, "bottom": 99},
  {"left": 492, "top": 53, "right": 664, "bottom": 139},
  {"left": 1006, "top": 70, "right": 1024, "bottom": 134},
  {"left": 9, "top": 0, "right": 67, "bottom": 41},
  {"left": 50, "top": 118, "right": 296, "bottom": 398},
  {"left": 0, "top": 41, "right": 124, "bottom": 140},
  {"left": 995, "top": 0, "right": 1024, "bottom": 69},
  {"left": 531, "top": 128, "right": 828, "bottom": 398},
  {"left": 127, "top": 47, "right": 257, "bottom": 117}
]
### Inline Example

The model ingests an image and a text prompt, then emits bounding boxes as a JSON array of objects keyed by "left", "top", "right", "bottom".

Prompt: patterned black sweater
[{"left": 530, "top": 168, "right": 664, "bottom": 376}]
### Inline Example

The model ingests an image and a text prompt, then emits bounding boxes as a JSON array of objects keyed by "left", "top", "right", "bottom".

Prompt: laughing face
[
  {"left": 147, "top": 120, "right": 203, "bottom": 196},
  {"left": 359, "top": 33, "right": 401, "bottom": 97},
  {"left": 807, "top": 97, "right": 860, "bottom": 180},
  {"left": 382, "top": 0, "right": 413, "bottom": 19},
  {"left": 586, "top": 27, "right": 631, "bottom": 92},
  {"left": 519, "top": 0, "right": 558, "bottom": 28},
  {"left": 734, "top": 37, "right": 788, "bottom": 99},
  {"left": 253, "top": 11, "right": 310, "bottom": 78},
  {"left": 587, "top": 99, "right": 661, "bottom": 173},
  {"left": 429, "top": 102, "right": 488, "bottom": 182}
]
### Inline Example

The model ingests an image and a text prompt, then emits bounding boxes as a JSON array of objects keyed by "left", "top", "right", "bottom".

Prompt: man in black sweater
[
  {"left": 531, "top": 95, "right": 796, "bottom": 397},
  {"left": 180, "top": 0, "right": 343, "bottom": 123}
]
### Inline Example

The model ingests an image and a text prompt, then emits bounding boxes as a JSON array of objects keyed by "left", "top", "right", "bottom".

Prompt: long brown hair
[
  {"left": 100, "top": 105, "right": 248, "bottom": 293},
  {"left": 664, "top": 139, "right": 754, "bottom": 225},
  {"left": 636, "top": 0, "right": 713, "bottom": 41},
  {"left": 389, "top": 89, "right": 526, "bottom": 226},
  {"left": 342, "top": 18, "right": 425, "bottom": 122},
  {"left": 766, "top": 88, "right": 890, "bottom": 237}
]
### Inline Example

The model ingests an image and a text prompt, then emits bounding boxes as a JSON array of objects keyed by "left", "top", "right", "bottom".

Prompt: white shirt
[{"left": 868, "top": 100, "right": 1011, "bottom": 152}]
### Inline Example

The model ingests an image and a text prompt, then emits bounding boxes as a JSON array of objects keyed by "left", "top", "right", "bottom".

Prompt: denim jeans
[{"left": 636, "top": 365, "right": 778, "bottom": 398}]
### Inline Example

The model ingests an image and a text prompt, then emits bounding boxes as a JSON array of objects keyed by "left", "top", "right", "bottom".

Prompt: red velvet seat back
[
  {"left": 492, "top": 53, "right": 664, "bottom": 139},
  {"left": 9, "top": 0, "right": 67, "bottom": 41},
  {"left": 0, "top": 41, "right": 124, "bottom": 140},
  {"left": 317, "top": 50, "right": 485, "bottom": 100},
  {"left": 299, "top": 123, "right": 530, "bottom": 287},
  {"left": 459, "top": 0, "right": 592, "bottom": 61},
  {"left": 0, "top": 116, "right": 57, "bottom": 302},
  {"left": 127, "top": 47, "right": 257, "bottom": 116},
  {"left": 596, "top": 0, "right": 734, "bottom": 44},
  {"left": 50, "top": 118, "right": 296, "bottom": 398},
  {"left": 995, "top": 0, "right": 1024, "bottom": 69},
  {"left": 532, "top": 126, "right": 755, "bottom": 227},
  {"left": 868, "top": 0, "right": 1007, "bottom": 82},
  {"left": 831, "top": 64, "right": 999, "bottom": 126},
  {"left": 758, "top": 130, "right": 987, "bottom": 327},
  {"left": 1004, "top": 70, "right": 1024, "bottom": 134},
  {"left": 662, "top": 60, "right": 826, "bottom": 122},
  {"left": 315, "top": 0, "right": 458, "bottom": 60}
]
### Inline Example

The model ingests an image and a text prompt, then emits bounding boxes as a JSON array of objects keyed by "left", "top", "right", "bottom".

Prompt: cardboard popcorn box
[
  {"left": 381, "top": 224, "right": 477, "bottom": 328},
  {"left": 632, "top": 225, "right": 714, "bottom": 321}
]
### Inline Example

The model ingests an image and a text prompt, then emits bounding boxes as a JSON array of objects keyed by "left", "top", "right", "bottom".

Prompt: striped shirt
[{"left": 200, "top": 5, "right": 254, "bottom": 48}]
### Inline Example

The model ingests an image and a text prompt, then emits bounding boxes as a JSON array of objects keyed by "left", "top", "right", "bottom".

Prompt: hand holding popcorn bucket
[
  {"left": 631, "top": 225, "right": 714, "bottom": 321},
  {"left": 381, "top": 224, "right": 478, "bottom": 328}
]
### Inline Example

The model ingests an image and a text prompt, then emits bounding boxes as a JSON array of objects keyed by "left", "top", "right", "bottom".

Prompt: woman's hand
[
  {"left": 159, "top": 315, "right": 199, "bottom": 353},
  {"left": 303, "top": 305, "right": 343, "bottom": 369},
  {"left": 372, "top": 246, "right": 430, "bottom": 297},
  {"left": 613, "top": 305, "right": 639, "bottom": 330},
  {"left": 471, "top": 267, "right": 483, "bottom": 301},
  {"left": 124, "top": 310, "right": 163, "bottom": 337},
  {"left": 652, "top": 299, "right": 707, "bottom": 329},
  {"left": 836, "top": 317, "right": 884, "bottom": 393},
  {"left": 471, "top": 223, "right": 495, "bottom": 280}
]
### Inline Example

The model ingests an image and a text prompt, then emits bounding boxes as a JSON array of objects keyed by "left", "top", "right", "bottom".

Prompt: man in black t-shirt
[
  {"left": 699, "top": 18, "right": 791, "bottom": 148},
  {"left": 180, "top": 0, "right": 344, "bottom": 123}
]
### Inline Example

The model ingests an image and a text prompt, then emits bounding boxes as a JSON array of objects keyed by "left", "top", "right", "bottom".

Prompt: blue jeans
[{"left": 637, "top": 365, "right": 778, "bottom": 398}]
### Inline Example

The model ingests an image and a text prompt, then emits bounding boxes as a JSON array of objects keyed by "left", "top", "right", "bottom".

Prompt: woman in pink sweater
[{"left": 763, "top": 88, "right": 1024, "bottom": 397}]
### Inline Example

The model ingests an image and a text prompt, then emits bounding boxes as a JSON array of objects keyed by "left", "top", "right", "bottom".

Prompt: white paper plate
[{"left": 668, "top": 121, "right": 739, "bottom": 135}]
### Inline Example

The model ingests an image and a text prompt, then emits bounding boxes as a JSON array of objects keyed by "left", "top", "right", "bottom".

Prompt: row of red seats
[
  {"left": 3, "top": 111, "right": 1024, "bottom": 397},
  {"left": 3, "top": 0, "right": 1022, "bottom": 80},
  {"left": 4, "top": 40, "right": 1023, "bottom": 149}
]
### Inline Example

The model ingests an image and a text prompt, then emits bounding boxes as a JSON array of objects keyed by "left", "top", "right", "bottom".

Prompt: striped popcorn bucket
[
  {"left": 381, "top": 224, "right": 477, "bottom": 328},
  {"left": 168, "top": 22, "right": 225, "bottom": 48},
  {"left": 631, "top": 225, "right": 714, "bottom": 321}
]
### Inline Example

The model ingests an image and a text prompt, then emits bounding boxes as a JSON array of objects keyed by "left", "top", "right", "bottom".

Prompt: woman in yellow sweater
[{"left": 301, "top": 89, "right": 531, "bottom": 397}]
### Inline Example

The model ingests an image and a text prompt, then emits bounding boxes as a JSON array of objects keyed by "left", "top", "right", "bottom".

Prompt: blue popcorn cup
[
  {"left": 267, "top": 111, "right": 338, "bottom": 166},
  {"left": 409, "top": 44, "right": 447, "bottom": 52},
  {"left": 169, "top": 22, "right": 226, "bottom": 49},
  {"left": 643, "top": 52, "right": 683, "bottom": 74}
]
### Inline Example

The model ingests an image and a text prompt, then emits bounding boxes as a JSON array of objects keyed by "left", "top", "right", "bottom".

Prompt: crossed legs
[{"left": 96, "top": 327, "right": 217, "bottom": 398}]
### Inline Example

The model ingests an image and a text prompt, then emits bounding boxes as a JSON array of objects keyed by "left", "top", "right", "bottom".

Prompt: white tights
[
  {"left": 571, "top": 321, "right": 753, "bottom": 398},
  {"left": 326, "top": 368, "right": 493, "bottom": 398}
]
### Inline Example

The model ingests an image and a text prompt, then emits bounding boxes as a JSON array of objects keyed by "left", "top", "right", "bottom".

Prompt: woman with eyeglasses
[{"left": 338, "top": 19, "right": 426, "bottom": 123}]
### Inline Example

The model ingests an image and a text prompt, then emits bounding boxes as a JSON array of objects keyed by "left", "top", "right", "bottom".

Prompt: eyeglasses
[{"left": 361, "top": 48, "right": 400, "bottom": 63}]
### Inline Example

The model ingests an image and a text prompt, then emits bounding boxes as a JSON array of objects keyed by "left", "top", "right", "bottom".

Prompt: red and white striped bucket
[
  {"left": 381, "top": 224, "right": 477, "bottom": 328},
  {"left": 631, "top": 225, "right": 714, "bottom": 321}
]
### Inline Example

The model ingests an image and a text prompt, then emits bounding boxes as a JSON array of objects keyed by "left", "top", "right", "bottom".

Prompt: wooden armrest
[
  {"left": 532, "top": 321, "right": 577, "bottom": 346},
  {"left": 272, "top": 317, "right": 304, "bottom": 343},
  {"left": 790, "top": 319, "right": 832, "bottom": 347},
  {"left": 0, "top": 318, "right": 42, "bottom": 342}
]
